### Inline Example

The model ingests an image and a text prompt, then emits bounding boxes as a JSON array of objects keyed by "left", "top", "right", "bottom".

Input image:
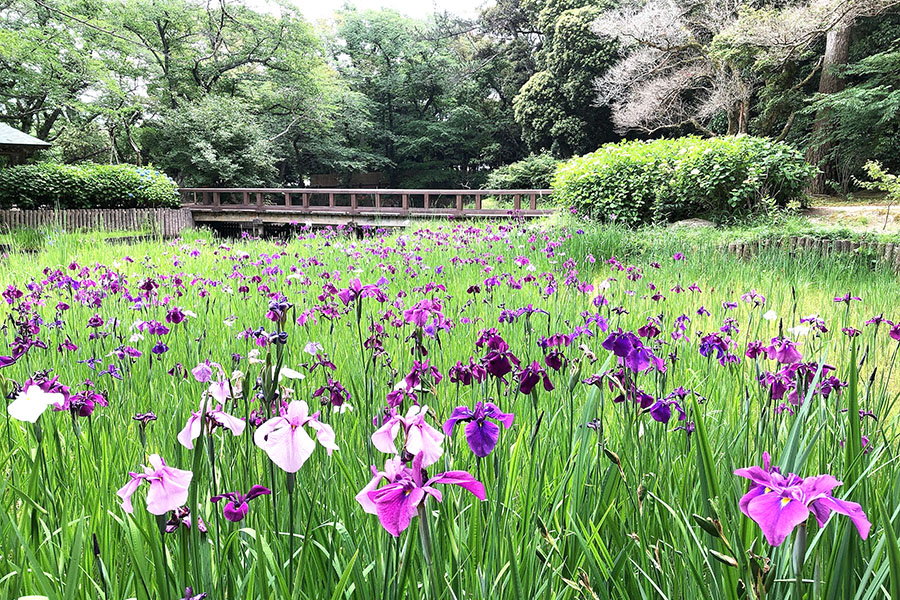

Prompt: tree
[{"left": 512, "top": 0, "right": 618, "bottom": 156}]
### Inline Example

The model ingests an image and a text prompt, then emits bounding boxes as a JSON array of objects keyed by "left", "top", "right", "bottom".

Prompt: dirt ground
[{"left": 804, "top": 202, "right": 900, "bottom": 233}]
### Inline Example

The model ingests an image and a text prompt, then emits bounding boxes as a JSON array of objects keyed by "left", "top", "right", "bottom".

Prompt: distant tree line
[{"left": 1, "top": 0, "right": 897, "bottom": 193}]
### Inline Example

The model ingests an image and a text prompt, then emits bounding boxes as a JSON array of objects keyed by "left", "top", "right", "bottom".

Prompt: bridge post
[
  {"left": 530, "top": 193, "right": 537, "bottom": 210},
  {"left": 351, "top": 193, "right": 357, "bottom": 213},
  {"left": 475, "top": 194, "right": 482, "bottom": 210},
  {"left": 284, "top": 192, "right": 291, "bottom": 207},
  {"left": 302, "top": 193, "right": 309, "bottom": 209},
  {"left": 256, "top": 192, "right": 264, "bottom": 209},
  {"left": 401, "top": 194, "right": 408, "bottom": 212},
  {"left": 456, "top": 194, "right": 463, "bottom": 213}
]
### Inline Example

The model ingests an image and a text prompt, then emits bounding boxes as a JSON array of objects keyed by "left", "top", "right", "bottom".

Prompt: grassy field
[{"left": 0, "top": 219, "right": 898, "bottom": 599}]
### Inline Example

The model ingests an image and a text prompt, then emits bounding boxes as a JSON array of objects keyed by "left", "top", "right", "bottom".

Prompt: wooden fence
[
  {"left": 179, "top": 187, "right": 555, "bottom": 216},
  {"left": 727, "top": 236, "right": 900, "bottom": 272},
  {"left": 0, "top": 208, "right": 194, "bottom": 237}
]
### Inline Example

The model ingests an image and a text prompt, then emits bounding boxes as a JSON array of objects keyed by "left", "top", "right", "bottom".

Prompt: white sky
[{"left": 273, "top": 0, "right": 488, "bottom": 22}]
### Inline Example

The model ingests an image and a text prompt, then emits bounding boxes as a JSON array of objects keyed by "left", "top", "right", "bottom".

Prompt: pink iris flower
[
  {"left": 116, "top": 454, "right": 193, "bottom": 515},
  {"left": 371, "top": 404, "right": 444, "bottom": 467},
  {"left": 253, "top": 400, "right": 338, "bottom": 472},
  {"left": 177, "top": 404, "right": 246, "bottom": 449}
]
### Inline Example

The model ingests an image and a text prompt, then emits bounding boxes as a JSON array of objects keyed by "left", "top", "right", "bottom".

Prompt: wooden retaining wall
[
  {"left": 0, "top": 208, "right": 194, "bottom": 238},
  {"left": 727, "top": 236, "right": 900, "bottom": 272}
]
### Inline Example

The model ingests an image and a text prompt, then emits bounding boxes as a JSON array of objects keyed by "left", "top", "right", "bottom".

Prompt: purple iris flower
[
  {"left": 151, "top": 341, "right": 169, "bottom": 355},
  {"left": 87, "top": 314, "right": 104, "bottom": 328},
  {"left": 443, "top": 401, "right": 514, "bottom": 457},
  {"left": 601, "top": 329, "right": 664, "bottom": 373},
  {"left": 891, "top": 323, "right": 900, "bottom": 342},
  {"left": 404, "top": 360, "right": 443, "bottom": 391},
  {"left": 180, "top": 587, "right": 207, "bottom": 600},
  {"left": 210, "top": 485, "right": 271, "bottom": 522},
  {"left": 544, "top": 349, "right": 567, "bottom": 371},
  {"left": 356, "top": 452, "right": 485, "bottom": 537},
  {"left": 517, "top": 361, "right": 554, "bottom": 394},
  {"left": 735, "top": 453, "right": 870, "bottom": 546}
]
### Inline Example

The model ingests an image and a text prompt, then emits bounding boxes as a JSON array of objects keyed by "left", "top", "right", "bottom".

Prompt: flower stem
[
  {"left": 417, "top": 503, "right": 438, "bottom": 599},
  {"left": 793, "top": 523, "right": 807, "bottom": 600}
]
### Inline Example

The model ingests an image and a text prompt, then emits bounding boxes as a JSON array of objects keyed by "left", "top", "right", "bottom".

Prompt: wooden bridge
[{"left": 181, "top": 187, "right": 555, "bottom": 230}]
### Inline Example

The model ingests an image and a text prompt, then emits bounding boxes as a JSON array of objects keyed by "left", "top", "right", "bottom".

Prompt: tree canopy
[{"left": 1, "top": 0, "right": 898, "bottom": 192}]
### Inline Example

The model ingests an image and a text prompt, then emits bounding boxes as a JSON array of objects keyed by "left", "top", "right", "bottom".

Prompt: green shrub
[
  {"left": 0, "top": 163, "right": 180, "bottom": 210},
  {"left": 486, "top": 152, "right": 560, "bottom": 189},
  {"left": 552, "top": 136, "right": 815, "bottom": 225}
]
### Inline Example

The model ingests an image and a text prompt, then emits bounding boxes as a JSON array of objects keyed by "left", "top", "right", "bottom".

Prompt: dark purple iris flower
[
  {"left": 164, "top": 506, "right": 207, "bottom": 534},
  {"left": 151, "top": 341, "right": 169, "bottom": 355},
  {"left": 55, "top": 389, "right": 107, "bottom": 418},
  {"left": 210, "top": 485, "right": 271, "bottom": 522},
  {"left": 312, "top": 378, "right": 351, "bottom": 407},
  {"left": 133, "top": 412, "right": 157, "bottom": 425},
  {"left": 735, "top": 453, "right": 870, "bottom": 547},
  {"left": 544, "top": 349, "right": 567, "bottom": 371},
  {"left": 87, "top": 314, "right": 104, "bottom": 328},
  {"left": 891, "top": 323, "right": 900, "bottom": 342},
  {"left": 517, "top": 361, "right": 553, "bottom": 394},
  {"left": 443, "top": 401, "right": 514, "bottom": 457},
  {"left": 448, "top": 358, "right": 487, "bottom": 385}
]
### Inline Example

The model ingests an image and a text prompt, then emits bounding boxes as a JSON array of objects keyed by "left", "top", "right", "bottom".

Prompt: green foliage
[
  {"left": 0, "top": 163, "right": 179, "bottom": 209},
  {"left": 141, "top": 96, "right": 276, "bottom": 187},
  {"left": 552, "top": 136, "right": 814, "bottom": 225},
  {"left": 485, "top": 152, "right": 560, "bottom": 188}
]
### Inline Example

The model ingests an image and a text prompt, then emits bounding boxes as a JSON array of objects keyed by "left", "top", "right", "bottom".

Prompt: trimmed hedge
[
  {"left": 486, "top": 152, "right": 561, "bottom": 189},
  {"left": 0, "top": 163, "right": 180, "bottom": 209},
  {"left": 552, "top": 136, "right": 815, "bottom": 225}
]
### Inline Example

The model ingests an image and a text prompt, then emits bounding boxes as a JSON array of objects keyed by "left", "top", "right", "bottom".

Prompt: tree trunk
[{"left": 806, "top": 26, "right": 851, "bottom": 195}]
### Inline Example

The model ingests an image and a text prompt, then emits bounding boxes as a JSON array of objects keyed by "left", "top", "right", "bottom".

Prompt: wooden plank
[
  {"left": 375, "top": 193, "right": 381, "bottom": 209},
  {"left": 351, "top": 194, "right": 358, "bottom": 212},
  {"left": 213, "top": 192, "right": 221, "bottom": 207},
  {"left": 329, "top": 193, "right": 335, "bottom": 208},
  {"left": 530, "top": 193, "right": 537, "bottom": 210},
  {"left": 243, "top": 191, "right": 250, "bottom": 206},
  {"left": 284, "top": 193, "right": 291, "bottom": 207},
  {"left": 456, "top": 194, "right": 463, "bottom": 212},
  {"left": 401, "top": 194, "right": 408, "bottom": 210},
  {"left": 514, "top": 194, "right": 521, "bottom": 211},
  {"left": 424, "top": 194, "right": 430, "bottom": 209},
  {"left": 302, "top": 193, "right": 309, "bottom": 209},
  {"left": 475, "top": 194, "right": 482, "bottom": 210}
]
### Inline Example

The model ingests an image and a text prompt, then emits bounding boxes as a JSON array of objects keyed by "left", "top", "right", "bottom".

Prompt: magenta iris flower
[
  {"left": 356, "top": 452, "right": 485, "bottom": 537},
  {"left": 116, "top": 454, "right": 193, "bottom": 515},
  {"left": 763, "top": 338, "right": 803, "bottom": 364},
  {"left": 734, "top": 453, "right": 871, "bottom": 546},
  {"left": 254, "top": 400, "right": 338, "bottom": 472},
  {"left": 210, "top": 485, "right": 271, "bottom": 522},
  {"left": 371, "top": 405, "right": 444, "bottom": 467},
  {"left": 443, "top": 401, "right": 514, "bottom": 457},
  {"left": 177, "top": 404, "right": 246, "bottom": 449}
]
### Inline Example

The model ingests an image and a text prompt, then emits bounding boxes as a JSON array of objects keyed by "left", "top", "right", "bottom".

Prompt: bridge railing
[{"left": 179, "top": 187, "right": 555, "bottom": 215}]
